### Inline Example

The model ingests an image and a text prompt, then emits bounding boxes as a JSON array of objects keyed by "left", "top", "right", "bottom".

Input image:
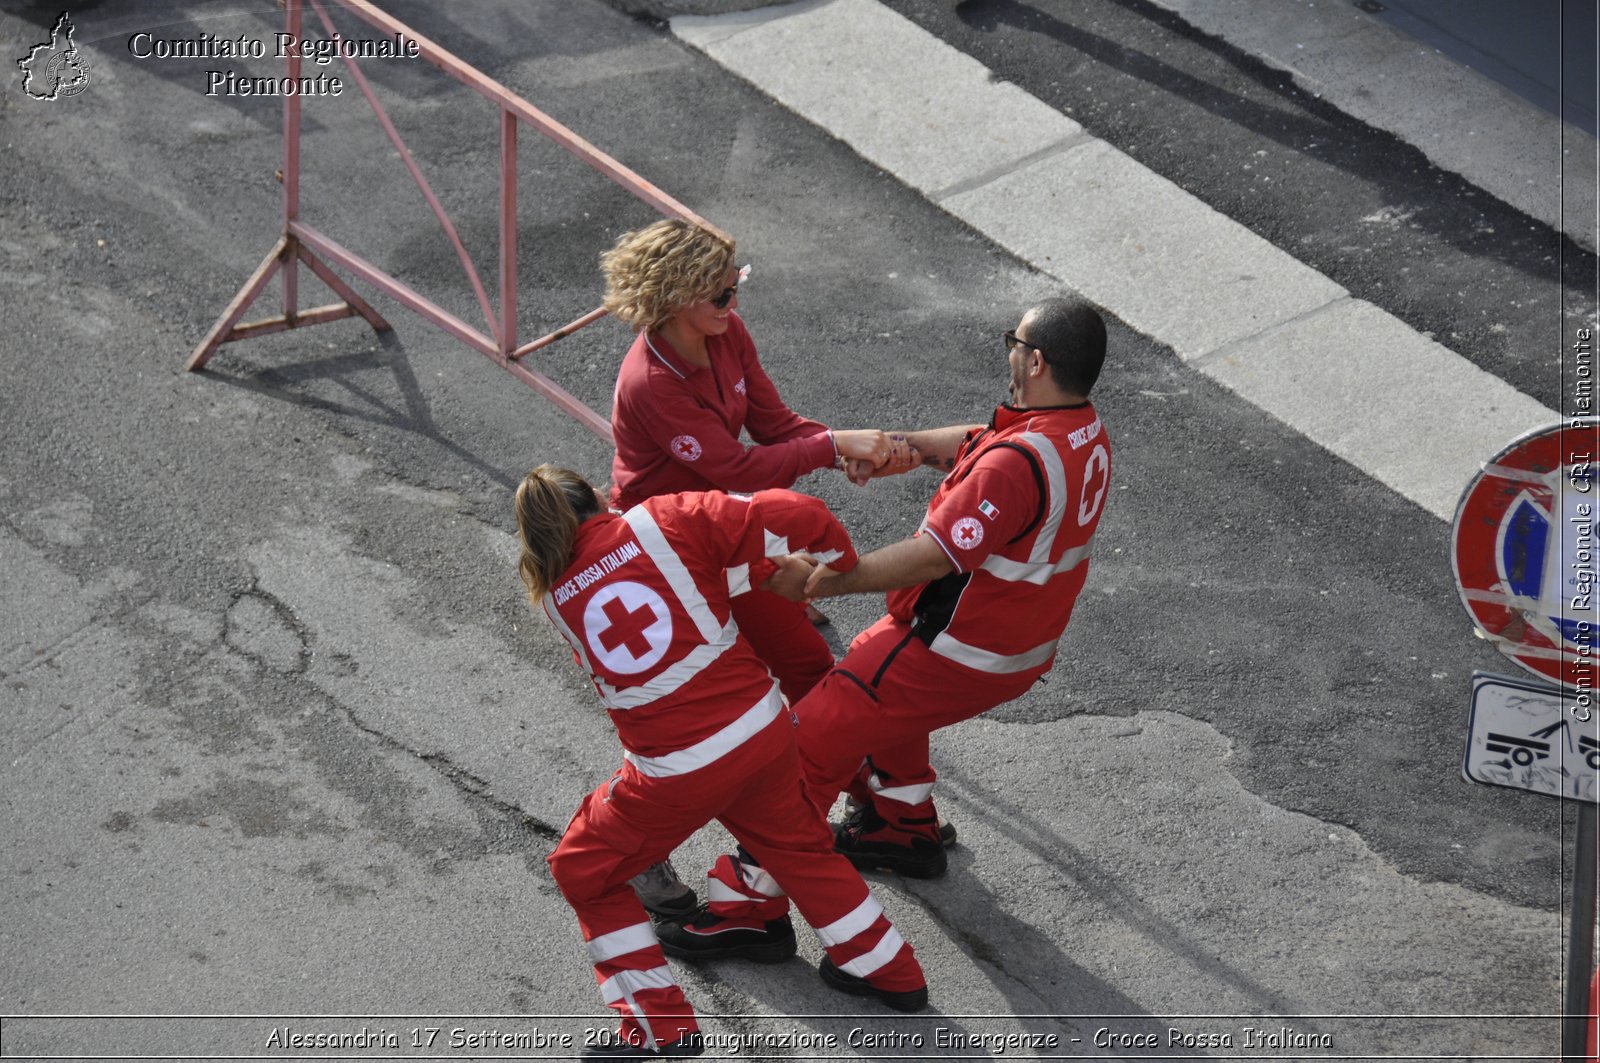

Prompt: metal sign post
[
  {"left": 1571, "top": 801, "right": 1599, "bottom": 1062},
  {"left": 1462, "top": 676, "right": 1599, "bottom": 1061},
  {"left": 1452, "top": 422, "right": 1600, "bottom": 1060}
]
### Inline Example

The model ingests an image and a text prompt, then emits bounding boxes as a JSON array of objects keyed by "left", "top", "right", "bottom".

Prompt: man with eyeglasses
[{"left": 658, "top": 296, "right": 1111, "bottom": 959}]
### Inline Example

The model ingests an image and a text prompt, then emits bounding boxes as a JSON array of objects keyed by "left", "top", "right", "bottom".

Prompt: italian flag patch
[{"left": 978, "top": 499, "right": 999, "bottom": 520}]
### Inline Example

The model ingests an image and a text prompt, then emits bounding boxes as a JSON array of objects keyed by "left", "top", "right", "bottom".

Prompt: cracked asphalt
[{"left": 0, "top": 0, "right": 1582, "bottom": 1057}]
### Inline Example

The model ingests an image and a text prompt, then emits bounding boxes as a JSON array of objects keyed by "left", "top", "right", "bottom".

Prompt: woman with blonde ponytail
[
  {"left": 514, "top": 464, "right": 600, "bottom": 604},
  {"left": 516, "top": 466, "right": 928, "bottom": 1059}
]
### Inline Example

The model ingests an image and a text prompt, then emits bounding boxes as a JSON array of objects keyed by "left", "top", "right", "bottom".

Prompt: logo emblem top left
[{"left": 19, "top": 13, "right": 91, "bottom": 101}]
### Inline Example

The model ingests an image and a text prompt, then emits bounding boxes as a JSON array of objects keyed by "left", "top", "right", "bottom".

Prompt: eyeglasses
[
  {"left": 711, "top": 264, "right": 752, "bottom": 310},
  {"left": 1003, "top": 330, "right": 1041, "bottom": 355}
]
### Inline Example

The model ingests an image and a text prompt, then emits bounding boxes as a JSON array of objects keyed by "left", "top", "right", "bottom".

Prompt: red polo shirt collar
[{"left": 643, "top": 330, "right": 703, "bottom": 380}]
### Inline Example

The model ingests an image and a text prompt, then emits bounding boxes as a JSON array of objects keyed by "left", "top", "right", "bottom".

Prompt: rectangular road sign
[{"left": 1464, "top": 671, "right": 1599, "bottom": 803}]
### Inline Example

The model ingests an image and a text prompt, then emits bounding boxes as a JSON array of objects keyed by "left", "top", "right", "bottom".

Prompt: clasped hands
[
  {"left": 832, "top": 429, "right": 918, "bottom": 487},
  {"left": 761, "top": 552, "right": 837, "bottom": 603}
]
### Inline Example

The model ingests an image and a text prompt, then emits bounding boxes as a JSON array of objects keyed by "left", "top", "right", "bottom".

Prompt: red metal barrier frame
[{"left": 189, "top": 0, "right": 721, "bottom": 443}]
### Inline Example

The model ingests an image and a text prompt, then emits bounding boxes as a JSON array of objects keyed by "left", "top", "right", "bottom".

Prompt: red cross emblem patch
[
  {"left": 951, "top": 516, "right": 984, "bottom": 550},
  {"left": 671, "top": 435, "right": 703, "bottom": 462},
  {"left": 583, "top": 582, "right": 672, "bottom": 675}
]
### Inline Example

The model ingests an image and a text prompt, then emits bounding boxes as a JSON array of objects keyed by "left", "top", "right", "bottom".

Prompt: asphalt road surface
[{"left": 2, "top": 0, "right": 1595, "bottom": 1059}]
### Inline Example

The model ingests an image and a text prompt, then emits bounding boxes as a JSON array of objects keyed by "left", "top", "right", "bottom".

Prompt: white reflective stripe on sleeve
[
  {"left": 928, "top": 631, "right": 1058, "bottom": 674},
  {"left": 1017, "top": 431, "right": 1068, "bottom": 566},
  {"left": 623, "top": 507, "right": 723, "bottom": 643},
  {"left": 740, "top": 862, "right": 786, "bottom": 898},
  {"left": 598, "top": 619, "right": 739, "bottom": 710},
  {"left": 810, "top": 548, "right": 844, "bottom": 564},
  {"left": 978, "top": 542, "right": 1092, "bottom": 585},
  {"left": 837, "top": 925, "right": 907, "bottom": 979},
  {"left": 625, "top": 685, "right": 784, "bottom": 778},
  {"left": 599, "top": 964, "right": 678, "bottom": 1004},
  {"left": 868, "top": 772, "right": 935, "bottom": 806},
  {"left": 726, "top": 563, "right": 752, "bottom": 598},
  {"left": 815, "top": 894, "right": 884, "bottom": 949},
  {"left": 587, "top": 922, "right": 659, "bottom": 963}
]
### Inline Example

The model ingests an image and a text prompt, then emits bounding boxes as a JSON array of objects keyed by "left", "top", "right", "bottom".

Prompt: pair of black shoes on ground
[
  {"left": 585, "top": 809, "right": 952, "bottom": 1057},
  {"left": 580, "top": 918, "right": 924, "bottom": 1059},
  {"left": 578, "top": 945, "right": 923, "bottom": 1059},
  {"left": 655, "top": 909, "right": 928, "bottom": 1013}
]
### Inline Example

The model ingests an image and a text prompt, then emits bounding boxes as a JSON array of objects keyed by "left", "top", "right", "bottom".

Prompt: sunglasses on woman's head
[{"left": 711, "top": 264, "right": 752, "bottom": 309}]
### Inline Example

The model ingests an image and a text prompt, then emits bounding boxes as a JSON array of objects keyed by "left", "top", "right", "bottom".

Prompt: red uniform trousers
[
  {"left": 548, "top": 713, "right": 923, "bottom": 1050},
  {"left": 797, "top": 615, "right": 1041, "bottom": 835},
  {"left": 705, "top": 616, "right": 1040, "bottom": 918},
  {"left": 729, "top": 588, "right": 832, "bottom": 704}
]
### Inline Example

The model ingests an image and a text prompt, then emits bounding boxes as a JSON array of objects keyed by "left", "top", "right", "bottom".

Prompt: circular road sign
[{"left": 1452, "top": 420, "right": 1600, "bottom": 689}]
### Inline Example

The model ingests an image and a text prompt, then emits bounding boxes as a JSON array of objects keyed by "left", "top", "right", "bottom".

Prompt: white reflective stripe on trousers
[
  {"left": 587, "top": 921, "right": 659, "bottom": 963},
  {"left": 599, "top": 964, "right": 678, "bottom": 1003},
  {"left": 838, "top": 925, "right": 907, "bottom": 979},
  {"left": 868, "top": 771, "right": 935, "bottom": 806},
  {"left": 816, "top": 893, "right": 884, "bottom": 949}
]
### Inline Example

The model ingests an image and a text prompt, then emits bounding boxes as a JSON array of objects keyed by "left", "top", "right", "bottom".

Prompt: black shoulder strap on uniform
[{"left": 983, "top": 441, "right": 1048, "bottom": 545}]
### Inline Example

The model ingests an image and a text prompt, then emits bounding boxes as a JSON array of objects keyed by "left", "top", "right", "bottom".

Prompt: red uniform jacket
[
  {"left": 887, "top": 402, "right": 1112, "bottom": 676},
  {"left": 543, "top": 489, "right": 858, "bottom": 777}
]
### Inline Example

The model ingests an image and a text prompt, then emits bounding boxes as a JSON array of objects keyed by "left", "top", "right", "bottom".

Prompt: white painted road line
[
  {"left": 940, "top": 137, "right": 1347, "bottom": 361},
  {"left": 672, "top": 0, "right": 1559, "bottom": 522}
]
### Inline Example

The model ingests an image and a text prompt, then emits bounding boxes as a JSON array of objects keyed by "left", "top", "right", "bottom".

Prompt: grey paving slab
[{"left": 927, "top": 712, "right": 1560, "bottom": 1051}]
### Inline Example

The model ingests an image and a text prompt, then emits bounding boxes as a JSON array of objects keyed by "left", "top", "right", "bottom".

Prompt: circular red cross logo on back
[{"left": 583, "top": 582, "right": 672, "bottom": 675}]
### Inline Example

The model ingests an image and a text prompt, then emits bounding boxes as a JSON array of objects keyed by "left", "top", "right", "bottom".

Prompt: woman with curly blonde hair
[{"left": 600, "top": 218, "right": 912, "bottom": 916}]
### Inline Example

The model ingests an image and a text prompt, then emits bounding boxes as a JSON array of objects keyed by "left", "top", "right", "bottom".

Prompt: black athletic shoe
[
  {"left": 834, "top": 807, "right": 948, "bottom": 879},
  {"left": 581, "top": 1032, "right": 704, "bottom": 1058},
  {"left": 656, "top": 908, "right": 797, "bottom": 963},
  {"left": 843, "top": 797, "right": 958, "bottom": 848},
  {"left": 818, "top": 957, "right": 929, "bottom": 1013}
]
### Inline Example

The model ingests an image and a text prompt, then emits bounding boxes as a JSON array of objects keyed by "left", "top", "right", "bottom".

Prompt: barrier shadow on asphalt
[{"left": 195, "top": 329, "right": 521, "bottom": 492}]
